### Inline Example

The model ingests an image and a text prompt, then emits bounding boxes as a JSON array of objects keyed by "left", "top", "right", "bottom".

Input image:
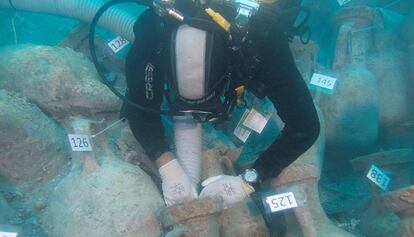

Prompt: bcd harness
[{"left": 89, "top": 0, "right": 310, "bottom": 122}]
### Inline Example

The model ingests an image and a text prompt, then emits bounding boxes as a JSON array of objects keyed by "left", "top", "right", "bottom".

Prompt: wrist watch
[{"left": 241, "top": 168, "right": 259, "bottom": 185}]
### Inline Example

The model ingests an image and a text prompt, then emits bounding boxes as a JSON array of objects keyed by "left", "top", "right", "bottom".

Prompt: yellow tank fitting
[
  {"left": 235, "top": 85, "right": 246, "bottom": 105},
  {"left": 205, "top": 8, "right": 230, "bottom": 32}
]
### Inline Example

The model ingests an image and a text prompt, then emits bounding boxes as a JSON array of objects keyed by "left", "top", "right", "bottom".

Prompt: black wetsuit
[{"left": 123, "top": 0, "right": 320, "bottom": 182}]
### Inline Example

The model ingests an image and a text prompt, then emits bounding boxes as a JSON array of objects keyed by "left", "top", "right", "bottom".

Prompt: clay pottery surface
[
  {"left": 45, "top": 118, "right": 164, "bottom": 237},
  {"left": 0, "top": 90, "right": 68, "bottom": 183},
  {"left": 0, "top": 45, "right": 121, "bottom": 119},
  {"left": 367, "top": 51, "right": 409, "bottom": 127},
  {"left": 318, "top": 66, "right": 379, "bottom": 146}
]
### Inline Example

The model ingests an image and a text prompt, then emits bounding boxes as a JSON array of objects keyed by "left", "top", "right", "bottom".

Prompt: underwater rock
[
  {"left": 45, "top": 117, "right": 164, "bottom": 237},
  {"left": 0, "top": 89, "right": 69, "bottom": 183},
  {"left": 0, "top": 45, "right": 121, "bottom": 119},
  {"left": 270, "top": 108, "right": 355, "bottom": 237},
  {"left": 366, "top": 51, "right": 409, "bottom": 127}
]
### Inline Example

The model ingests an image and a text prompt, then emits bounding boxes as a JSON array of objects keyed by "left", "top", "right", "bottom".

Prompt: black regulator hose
[{"left": 89, "top": 0, "right": 184, "bottom": 116}]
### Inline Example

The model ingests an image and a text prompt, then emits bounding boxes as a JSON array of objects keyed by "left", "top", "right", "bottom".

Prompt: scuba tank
[{"left": 89, "top": 0, "right": 310, "bottom": 121}]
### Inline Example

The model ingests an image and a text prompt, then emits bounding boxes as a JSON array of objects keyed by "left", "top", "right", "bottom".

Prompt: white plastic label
[
  {"left": 233, "top": 109, "right": 252, "bottom": 143},
  {"left": 337, "top": 0, "right": 351, "bottom": 6},
  {"left": 0, "top": 232, "right": 18, "bottom": 237},
  {"left": 108, "top": 36, "right": 129, "bottom": 53},
  {"left": 265, "top": 192, "right": 298, "bottom": 213},
  {"left": 242, "top": 108, "right": 270, "bottom": 134},
  {"left": 310, "top": 73, "right": 337, "bottom": 92},
  {"left": 68, "top": 134, "right": 93, "bottom": 152},
  {"left": 366, "top": 164, "right": 391, "bottom": 191}
]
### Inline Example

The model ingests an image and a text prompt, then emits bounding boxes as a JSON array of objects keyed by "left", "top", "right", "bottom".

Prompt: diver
[{"left": 121, "top": 0, "right": 320, "bottom": 212}]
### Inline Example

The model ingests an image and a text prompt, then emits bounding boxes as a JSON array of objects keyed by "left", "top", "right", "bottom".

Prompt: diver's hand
[
  {"left": 200, "top": 175, "right": 254, "bottom": 208},
  {"left": 159, "top": 159, "right": 198, "bottom": 206}
]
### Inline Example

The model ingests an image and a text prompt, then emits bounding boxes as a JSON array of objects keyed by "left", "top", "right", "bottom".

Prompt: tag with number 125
[{"left": 263, "top": 192, "right": 298, "bottom": 213}]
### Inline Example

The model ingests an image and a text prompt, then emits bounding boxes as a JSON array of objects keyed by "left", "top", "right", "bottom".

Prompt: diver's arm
[
  {"left": 125, "top": 13, "right": 198, "bottom": 205},
  {"left": 252, "top": 27, "right": 320, "bottom": 182},
  {"left": 124, "top": 9, "right": 171, "bottom": 161}
]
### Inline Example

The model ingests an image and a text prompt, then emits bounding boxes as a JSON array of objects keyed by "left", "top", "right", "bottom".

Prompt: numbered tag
[
  {"left": 0, "top": 232, "right": 18, "bottom": 237},
  {"left": 309, "top": 73, "right": 337, "bottom": 94},
  {"left": 233, "top": 109, "right": 252, "bottom": 143},
  {"left": 68, "top": 134, "right": 93, "bottom": 152},
  {"left": 366, "top": 164, "right": 391, "bottom": 191},
  {"left": 337, "top": 0, "right": 351, "bottom": 6},
  {"left": 265, "top": 192, "right": 298, "bottom": 213},
  {"left": 108, "top": 36, "right": 129, "bottom": 53},
  {"left": 242, "top": 108, "right": 270, "bottom": 134}
]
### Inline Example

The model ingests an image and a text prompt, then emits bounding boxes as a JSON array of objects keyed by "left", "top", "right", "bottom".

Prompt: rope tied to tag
[{"left": 90, "top": 117, "right": 126, "bottom": 138}]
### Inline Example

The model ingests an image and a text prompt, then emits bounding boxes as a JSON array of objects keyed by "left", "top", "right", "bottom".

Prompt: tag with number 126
[{"left": 68, "top": 134, "right": 93, "bottom": 152}]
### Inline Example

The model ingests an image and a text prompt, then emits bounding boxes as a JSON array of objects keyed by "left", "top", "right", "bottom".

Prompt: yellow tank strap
[{"left": 205, "top": 8, "right": 231, "bottom": 32}]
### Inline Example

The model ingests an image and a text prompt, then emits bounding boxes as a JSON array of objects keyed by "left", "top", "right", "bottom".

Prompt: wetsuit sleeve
[
  {"left": 252, "top": 27, "right": 320, "bottom": 181},
  {"left": 123, "top": 9, "right": 171, "bottom": 160}
]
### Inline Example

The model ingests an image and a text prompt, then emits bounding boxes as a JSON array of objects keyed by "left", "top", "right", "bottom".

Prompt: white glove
[
  {"left": 159, "top": 159, "right": 198, "bottom": 206},
  {"left": 200, "top": 175, "right": 254, "bottom": 208}
]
